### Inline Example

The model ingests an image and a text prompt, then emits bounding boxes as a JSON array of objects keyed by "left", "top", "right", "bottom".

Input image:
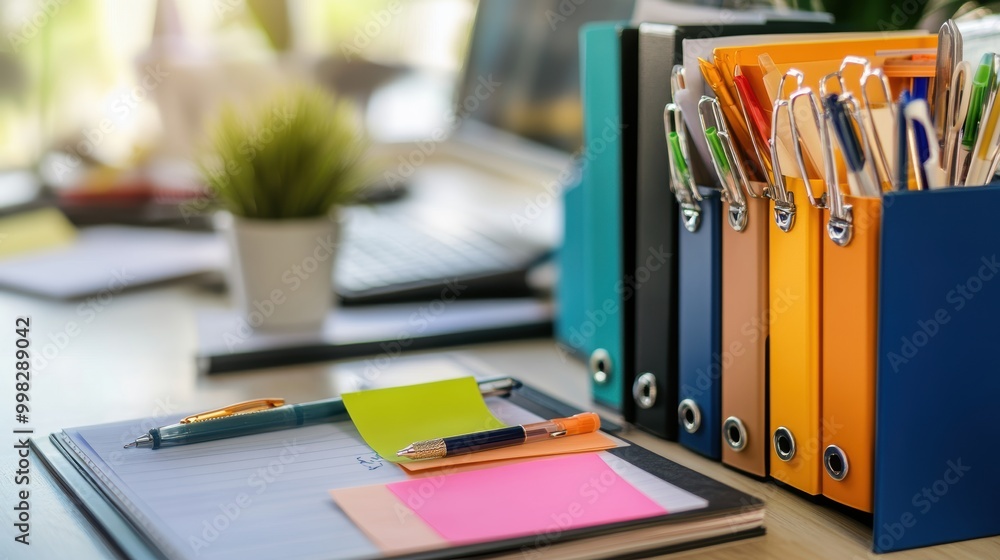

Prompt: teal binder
[{"left": 579, "top": 23, "right": 628, "bottom": 408}]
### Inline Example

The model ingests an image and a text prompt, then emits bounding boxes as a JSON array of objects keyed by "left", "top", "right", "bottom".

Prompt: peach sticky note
[{"left": 386, "top": 454, "right": 667, "bottom": 545}]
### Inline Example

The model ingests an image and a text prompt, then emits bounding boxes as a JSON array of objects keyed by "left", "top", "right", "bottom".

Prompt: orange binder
[
  {"left": 767, "top": 175, "right": 824, "bottom": 494},
  {"left": 821, "top": 189, "right": 880, "bottom": 512}
]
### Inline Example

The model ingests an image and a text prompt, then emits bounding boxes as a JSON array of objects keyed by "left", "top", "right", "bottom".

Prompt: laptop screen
[{"left": 456, "top": 0, "right": 634, "bottom": 153}]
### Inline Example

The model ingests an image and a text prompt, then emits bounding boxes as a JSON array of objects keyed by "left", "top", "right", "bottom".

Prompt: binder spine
[
  {"left": 580, "top": 24, "right": 625, "bottom": 409},
  {"left": 631, "top": 24, "right": 680, "bottom": 433},
  {"left": 677, "top": 190, "right": 722, "bottom": 459},
  {"left": 768, "top": 178, "right": 823, "bottom": 495},
  {"left": 720, "top": 194, "right": 770, "bottom": 477},
  {"left": 821, "top": 195, "right": 880, "bottom": 512}
]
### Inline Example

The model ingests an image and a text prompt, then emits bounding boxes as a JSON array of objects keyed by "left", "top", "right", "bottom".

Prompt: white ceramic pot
[{"left": 223, "top": 213, "right": 339, "bottom": 331}]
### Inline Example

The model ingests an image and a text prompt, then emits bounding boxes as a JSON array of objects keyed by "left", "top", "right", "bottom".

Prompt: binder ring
[
  {"left": 589, "top": 348, "right": 612, "bottom": 385},
  {"left": 824, "top": 445, "right": 850, "bottom": 481},
  {"left": 773, "top": 427, "right": 796, "bottom": 462},
  {"left": 723, "top": 416, "right": 748, "bottom": 452},
  {"left": 678, "top": 399, "right": 701, "bottom": 433},
  {"left": 632, "top": 372, "right": 658, "bottom": 409}
]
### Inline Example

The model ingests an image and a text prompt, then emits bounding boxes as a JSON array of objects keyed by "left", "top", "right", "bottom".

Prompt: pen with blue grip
[
  {"left": 896, "top": 90, "right": 911, "bottom": 191},
  {"left": 124, "top": 378, "right": 521, "bottom": 449}
]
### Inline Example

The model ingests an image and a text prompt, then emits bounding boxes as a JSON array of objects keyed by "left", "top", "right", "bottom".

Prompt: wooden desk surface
[{"left": 2, "top": 285, "right": 998, "bottom": 559}]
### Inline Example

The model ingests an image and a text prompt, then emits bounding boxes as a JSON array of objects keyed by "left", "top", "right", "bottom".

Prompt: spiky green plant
[{"left": 200, "top": 86, "right": 368, "bottom": 219}]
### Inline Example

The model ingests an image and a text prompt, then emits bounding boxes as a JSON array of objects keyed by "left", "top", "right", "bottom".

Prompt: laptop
[{"left": 335, "top": 0, "right": 635, "bottom": 303}]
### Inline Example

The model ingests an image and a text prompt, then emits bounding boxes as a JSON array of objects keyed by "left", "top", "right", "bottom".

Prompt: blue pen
[
  {"left": 910, "top": 77, "right": 931, "bottom": 179},
  {"left": 895, "top": 90, "right": 911, "bottom": 191},
  {"left": 824, "top": 94, "right": 879, "bottom": 197}
]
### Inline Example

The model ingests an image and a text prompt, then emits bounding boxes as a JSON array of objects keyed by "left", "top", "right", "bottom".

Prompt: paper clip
[
  {"left": 789, "top": 87, "right": 845, "bottom": 243},
  {"left": 787, "top": 88, "right": 829, "bottom": 209},
  {"left": 665, "top": 102, "right": 703, "bottom": 233},
  {"left": 934, "top": 20, "right": 963, "bottom": 146},
  {"left": 944, "top": 61, "right": 973, "bottom": 185},
  {"left": 181, "top": 398, "right": 286, "bottom": 424},
  {"left": 698, "top": 95, "right": 751, "bottom": 232},
  {"left": 769, "top": 70, "right": 807, "bottom": 233},
  {"left": 860, "top": 67, "right": 896, "bottom": 186}
]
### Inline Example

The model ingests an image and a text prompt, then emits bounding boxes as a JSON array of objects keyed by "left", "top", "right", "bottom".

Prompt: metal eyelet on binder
[
  {"left": 589, "top": 348, "right": 612, "bottom": 385},
  {"left": 677, "top": 399, "right": 701, "bottom": 433},
  {"left": 824, "top": 445, "right": 849, "bottom": 481},
  {"left": 773, "top": 426, "right": 796, "bottom": 462},
  {"left": 723, "top": 416, "right": 748, "bottom": 452},
  {"left": 632, "top": 372, "right": 658, "bottom": 409}
]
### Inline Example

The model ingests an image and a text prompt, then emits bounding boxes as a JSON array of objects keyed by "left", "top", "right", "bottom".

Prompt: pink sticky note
[{"left": 386, "top": 454, "right": 667, "bottom": 545}]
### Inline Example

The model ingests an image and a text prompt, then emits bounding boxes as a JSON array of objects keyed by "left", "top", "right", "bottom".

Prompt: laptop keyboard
[{"left": 336, "top": 206, "right": 546, "bottom": 303}]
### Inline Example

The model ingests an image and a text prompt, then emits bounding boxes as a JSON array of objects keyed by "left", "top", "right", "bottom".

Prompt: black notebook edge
[
  {"left": 34, "top": 379, "right": 763, "bottom": 560},
  {"left": 199, "top": 317, "right": 553, "bottom": 375}
]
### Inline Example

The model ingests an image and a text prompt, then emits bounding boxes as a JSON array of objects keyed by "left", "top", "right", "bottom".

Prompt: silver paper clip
[
  {"left": 769, "top": 70, "right": 807, "bottom": 233},
  {"left": 665, "top": 65, "right": 702, "bottom": 233},
  {"left": 698, "top": 95, "right": 751, "bottom": 232}
]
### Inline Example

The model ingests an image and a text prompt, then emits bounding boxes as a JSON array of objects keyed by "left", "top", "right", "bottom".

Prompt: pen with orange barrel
[{"left": 396, "top": 413, "right": 601, "bottom": 460}]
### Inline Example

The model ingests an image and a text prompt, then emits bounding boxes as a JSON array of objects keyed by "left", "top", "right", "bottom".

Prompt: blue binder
[
  {"left": 579, "top": 23, "right": 628, "bottom": 409},
  {"left": 676, "top": 189, "right": 722, "bottom": 459},
  {"left": 874, "top": 185, "right": 1000, "bottom": 552}
]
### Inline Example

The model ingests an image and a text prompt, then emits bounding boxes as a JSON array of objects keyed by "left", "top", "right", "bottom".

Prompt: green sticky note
[{"left": 342, "top": 377, "right": 505, "bottom": 462}]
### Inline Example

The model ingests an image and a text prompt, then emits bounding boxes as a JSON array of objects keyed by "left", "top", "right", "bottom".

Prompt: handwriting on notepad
[{"left": 357, "top": 455, "right": 385, "bottom": 471}]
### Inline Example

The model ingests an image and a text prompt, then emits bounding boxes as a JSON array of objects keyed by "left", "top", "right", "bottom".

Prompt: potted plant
[{"left": 200, "top": 86, "right": 367, "bottom": 330}]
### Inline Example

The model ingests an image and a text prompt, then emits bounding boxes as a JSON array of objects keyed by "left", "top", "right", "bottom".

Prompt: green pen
[
  {"left": 123, "top": 378, "right": 520, "bottom": 449},
  {"left": 668, "top": 131, "right": 692, "bottom": 183},
  {"left": 706, "top": 126, "right": 732, "bottom": 175},
  {"left": 961, "top": 54, "right": 996, "bottom": 150}
]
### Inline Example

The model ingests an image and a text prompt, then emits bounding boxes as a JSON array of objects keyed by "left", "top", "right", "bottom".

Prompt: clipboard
[{"left": 33, "top": 378, "right": 765, "bottom": 560}]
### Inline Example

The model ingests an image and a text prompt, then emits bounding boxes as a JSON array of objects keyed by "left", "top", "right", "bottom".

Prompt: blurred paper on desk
[{"left": 0, "top": 226, "right": 225, "bottom": 299}]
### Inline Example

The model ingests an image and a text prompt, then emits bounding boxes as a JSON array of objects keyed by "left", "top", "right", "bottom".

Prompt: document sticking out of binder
[{"left": 672, "top": 19, "right": 1000, "bottom": 553}]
